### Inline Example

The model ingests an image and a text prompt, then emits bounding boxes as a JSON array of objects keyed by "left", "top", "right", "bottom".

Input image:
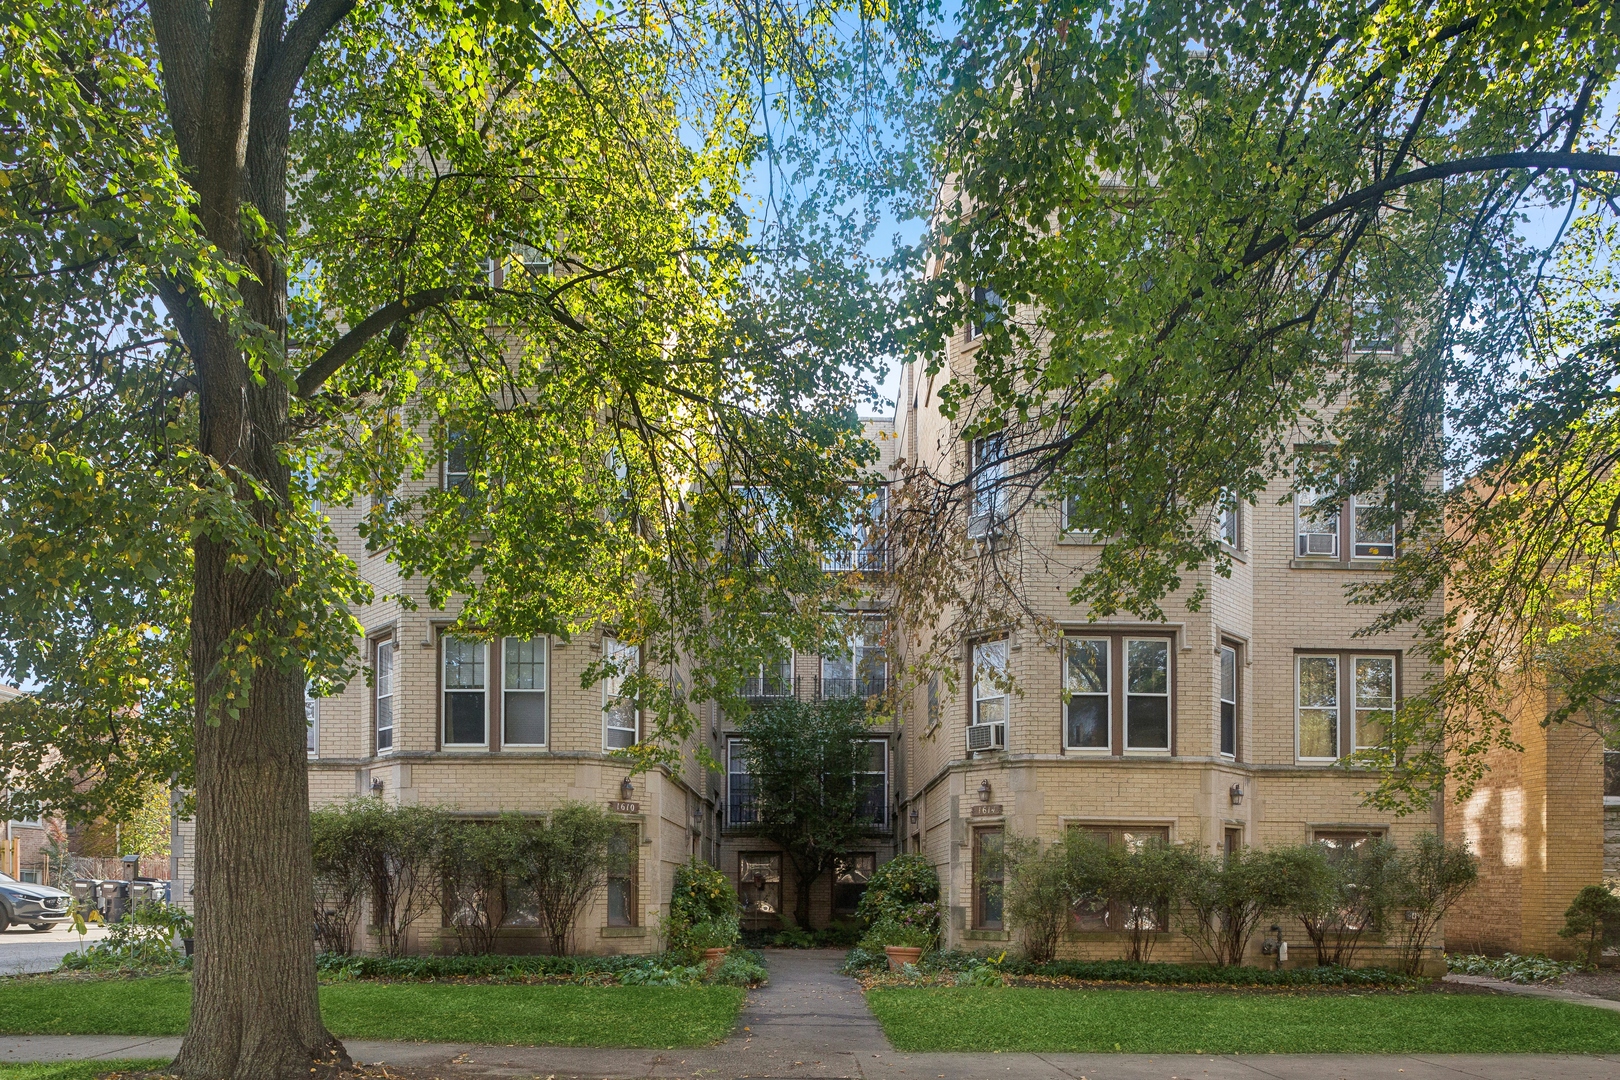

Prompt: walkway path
[{"left": 5, "top": 949, "right": 1620, "bottom": 1078}]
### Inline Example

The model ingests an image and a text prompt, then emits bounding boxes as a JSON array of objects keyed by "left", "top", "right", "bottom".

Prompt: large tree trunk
[{"left": 149, "top": 0, "right": 353, "bottom": 1072}]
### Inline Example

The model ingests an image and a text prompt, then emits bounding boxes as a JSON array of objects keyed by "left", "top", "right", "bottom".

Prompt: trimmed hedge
[
  {"left": 843, "top": 947, "right": 1419, "bottom": 988},
  {"left": 317, "top": 952, "right": 684, "bottom": 981}
]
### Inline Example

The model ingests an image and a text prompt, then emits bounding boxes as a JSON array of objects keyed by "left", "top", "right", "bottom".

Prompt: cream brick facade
[{"left": 888, "top": 336, "right": 1450, "bottom": 968}]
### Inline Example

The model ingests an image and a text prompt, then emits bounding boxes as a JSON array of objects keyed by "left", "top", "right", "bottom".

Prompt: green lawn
[
  {"left": 865, "top": 986, "right": 1620, "bottom": 1054},
  {"left": 0, "top": 976, "right": 744, "bottom": 1048},
  {"left": 0, "top": 1065, "right": 166, "bottom": 1080}
]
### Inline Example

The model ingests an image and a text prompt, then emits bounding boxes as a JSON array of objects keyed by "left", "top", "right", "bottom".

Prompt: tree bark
[{"left": 148, "top": 0, "right": 352, "bottom": 1074}]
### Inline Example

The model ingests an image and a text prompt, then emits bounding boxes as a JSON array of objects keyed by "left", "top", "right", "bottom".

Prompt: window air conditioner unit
[
  {"left": 1299, "top": 532, "right": 1337, "bottom": 557},
  {"left": 966, "top": 722, "right": 1006, "bottom": 752},
  {"left": 967, "top": 513, "right": 1001, "bottom": 541}
]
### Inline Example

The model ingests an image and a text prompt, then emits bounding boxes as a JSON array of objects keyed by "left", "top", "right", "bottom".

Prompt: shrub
[
  {"left": 1181, "top": 846, "right": 1330, "bottom": 966},
  {"left": 1559, "top": 884, "right": 1620, "bottom": 968},
  {"left": 311, "top": 798, "right": 448, "bottom": 957},
  {"left": 999, "top": 836, "right": 1072, "bottom": 963},
  {"left": 708, "top": 949, "right": 769, "bottom": 986},
  {"left": 58, "top": 902, "right": 192, "bottom": 973},
  {"left": 670, "top": 857, "right": 739, "bottom": 925},
  {"left": 685, "top": 916, "right": 742, "bottom": 951},
  {"left": 840, "top": 945, "right": 888, "bottom": 974},
  {"left": 861, "top": 912, "right": 937, "bottom": 951},
  {"left": 522, "top": 802, "right": 632, "bottom": 956},
  {"left": 1448, "top": 952, "right": 1585, "bottom": 984},
  {"left": 1288, "top": 838, "right": 1398, "bottom": 967},
  {"left": 440, "top": 815, "right": 527, "bottom": 955},
  {"left": 1073, "top": 835, "right": 1193, "bottom": 963},
  {"left": 1388, "top": 832, "right": 1479, "bottom": 975},
  {"left": 855, "top": 854, "right": 939, "bottom": 923}
]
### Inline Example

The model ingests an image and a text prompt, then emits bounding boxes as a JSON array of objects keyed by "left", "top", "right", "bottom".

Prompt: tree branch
[
  {"left": 259, "top": 0, "right": 357, "bottom": 123},
  {"left": 147, "top": 0, "right": 212, "bottom": 171}
]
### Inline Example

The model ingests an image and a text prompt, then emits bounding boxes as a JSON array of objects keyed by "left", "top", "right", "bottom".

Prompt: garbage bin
[
  {"left": 129, "top": 881, "right": 155, "bottom": 911},
  {"left": 99, "top": 880, "right": 129, "bottom": 924}
]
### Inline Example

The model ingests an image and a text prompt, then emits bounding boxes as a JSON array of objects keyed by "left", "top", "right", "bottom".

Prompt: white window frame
[
  {"left": 1350, "top": 494, "right": 1396, "bottom": 559},
  {"left": 374, "top": 639, "right": 395, "bottom": 755},
  {"left": 1218, "top": 492, "right": 1241, "bottom": 550},
  {"left": 971, "top": 638, "right": 1009, "bottom": 729},
  {"left": 1295, "top": 488, "right": 1340, "bottom": 558},
  {"left": 1296, "top": 654, "right": 1341, "bottom": 762},
  {"left": 745, "top": 652, "right": 794, "bottom": 699},
  {"left": 602, "top": 635, "right": 640, "bottom": 749},
  {"left": 727, "top": 738, "right": 755, "bottom": 826},
  {"left": 305, "top": 681, "right": 319, "bottom": 757},
  {"left": 1123, "top": 637, "right": 1172, "bottom": 753},
  {"left": 1353, "top": 655, "right": 1396, "bottom": 751},
  {"left": 441, "top": 636, "right": 489, "bottom": 749},
  {"left": 1350, "top": 301, "right": 1397, "bottom": 354},
  {"left": 1062, "top": 636, "right": 1111, "bottom": 752},
  {"left": 969, "top": 437, "right": 1005, "bottom": 531},
  {"left": 503, "top": 636, "right": 549, "bottom": 748},
  {"left": 1219, "top": 645, "right": 1238, "bottom": 759},
  {"left": 442, "top": 430, "right": 473, "bottom": 499}
]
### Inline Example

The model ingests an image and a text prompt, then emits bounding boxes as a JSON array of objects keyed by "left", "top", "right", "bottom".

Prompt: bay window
[
  {"left": 503, "top": 636, "right": 548, "bottom": 746},
  {"left": 1063, "top": 637, "right": 1109, "bottom": 750},
  {"left": 442, "top": 636, "right": 487, "bottom": 746},
  {"left": 1125, "top": 638, "right": 1170, "bottom": 751}
]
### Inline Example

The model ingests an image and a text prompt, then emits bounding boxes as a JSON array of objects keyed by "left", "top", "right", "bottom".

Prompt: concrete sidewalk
[{"left": 5, "top": 1035, "right": 1620, "bottom": 1080}]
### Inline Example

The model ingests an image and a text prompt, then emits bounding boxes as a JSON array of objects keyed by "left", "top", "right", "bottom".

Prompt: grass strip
[
  {"left": 0, "top": 975, "right": 743, "bottom": 1048},
  {"left": 0, "top": 1064, "right": 167, "bottom": 1080},
  {"left": 865, "top": 986, "right": 1620, "bottom": 1054}
]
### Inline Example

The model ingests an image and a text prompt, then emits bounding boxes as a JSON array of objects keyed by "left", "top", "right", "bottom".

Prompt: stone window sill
[{"left": 601, "top": 926, "right": 647, "bottom": 938}]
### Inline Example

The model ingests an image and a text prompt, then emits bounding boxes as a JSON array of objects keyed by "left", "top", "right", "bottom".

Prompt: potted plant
[
  {"left": 686, "top": 915, "right": 741, "bottom": 971},
  {"left": 867, "top": 916, "right": 935, "bottom": 971}
]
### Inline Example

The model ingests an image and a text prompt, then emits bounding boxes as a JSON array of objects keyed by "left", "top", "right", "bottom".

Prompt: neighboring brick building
[
  {"left": 1443, "top": 677, "right": 1610, "bottom": 959},
  {"left": 886, "top": 329, "right": 1449, "bottom": 968}
]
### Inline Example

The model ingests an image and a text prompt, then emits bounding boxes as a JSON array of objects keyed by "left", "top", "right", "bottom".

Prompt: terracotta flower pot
[
  {"left": 702, "top": 947, "right": 729, "bottom": 972},
  {"left": 884, "top": 945, "right": 923, "bottom": 972}
]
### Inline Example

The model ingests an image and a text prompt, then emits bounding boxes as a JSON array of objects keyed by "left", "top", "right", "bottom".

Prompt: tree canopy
[{"left": 893, "top": 0, "right": 1620, "bottom": 810}]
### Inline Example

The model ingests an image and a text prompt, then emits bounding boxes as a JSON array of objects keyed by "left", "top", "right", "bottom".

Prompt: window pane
[
  {"left": 1296, "top": 489, "right": 1340, "bottom": 556},
  {"left": 505, "top": 637, "right": 546, "bottom": 689},
  {"left": 1299, "top": 709, "right": 1337, "bottom": 758},
  {"left": 1066, "top": 639, "right": 1108, "bottom": 694},
  {"left": 1220, "top": 646, "right": 1237, "bottom": 757},
  {"left": 445, "top": 691, "right": 485, "bottom": 744},
  {"left": 728, "top": 741, "right": 756, "bottom": 824},
  {"left": 1352, "top": 495, "right": 1396, "bottom": 558},
  {"left": 1126, "top": 696, "right": 1169, "bottom": 750},
  {"left": 1355, "top": 656, "right": 1395, "bottom": 749},
  {"left": 1220, "top": 647, "right": 1236, "bottom": 702},
  {"left": 1126, "top": 640, "right": 1168, "bottom": 694},
  {"left": 1298, "top": 656, "right": 1338, "bottom": 708},
  {"left": 505, "top": 691, "right": 547, "bottom": 745},
  {"left": 1068, "top": 697, "right": 1109, "bottom": 748},
  {"left": 375, "top": 642, "right": 394, "bottom": 752},
  {"left": 739, "top": 853, "right": 781, "bottom": 916},
  {"left": 603, "top": 636, "right": 638, "bottom": 747},
  {"left": 444, "top": 638, "right": 485, "bottom": 690},
  {"left": 976, "top": 828, "right": 1004, "bottom": 929},
  {"left": 305, "top": 684, "right": 319, "bottom": 754},
  {"left": 973, "top": 639, "right": 1008, "bottom": 726}
]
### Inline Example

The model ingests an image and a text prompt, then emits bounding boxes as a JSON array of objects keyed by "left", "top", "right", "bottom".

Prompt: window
[
  {"left": 1063, "top": 637, "right": 1110, "bottom": 750},
  {"left": 305, "top": 682, "right": 319, "bottom": 756},
  {"left": 513, "top": 242, "right": 552, "bottom": 280},
  {"left": 971, "top": 639, "right": 1008, "bottom": 728},
  {"left": 1297, "top": 654, "right": 1340, "bottom": 760},
  {"left": 834, "top": 853, "right": 877, "bottom": 917},
  {"left": 1295, "top": 488, "right": 1340, "bottom": 558},
  {"left": 442, "top": 430, "right": 474, "bottom": 500},
  {"left": 442, "top": 637, "right": 487, "bottom": 746},
  {"left": 602, "top": 636, "right": 639, "bottom": 749},
  {"left": 727, "top": 739, "right": 756, "bottom": 825},
  {"left": 823, "top": 617, "right": 887, "bottom": 699},
  {"left": 374, "top": 640, "right": 395, "bottom": 753},
  {"left": 19, "top": 870, "right": 39, "bottom": 884},
  {"left": 1219, "top": 644, "right": 1238, "bottom": 758},
  {"left": 926, "top": 673, "right": 942, "bottom": 731},
  {"left": 1353, "top": 655, "right": 1395, "bottom": 750},
  {"left": 969, "top": 437, "right": 1005, "bottom": 533},
  {"left": 1298, "top": 652, "right": 1398, "bottom": 761},
  {"left": 1351, "top": 494, "right": 1396, "bottom": 559},
  {"left": 738, "top": 852, "right": 782, "bottom": 918},
  {"left": 1125, "top": 638, "right": 1170, "bottom": 751},
  {"left": 1218, "top": 492, "right": 1241, "bottom": 549},
  {"left": 824, "top": 486, "right": 888, "bottom": 572},
  {"left": 857, "top": 740, "right": 888, "bottom": 828},
  {"left": 607, "top": 827, "right": 637, "bottom": 927},
  {"left": 973, "top": 826, "right": 1004, "bottom": 930},
  {"left": 743, "top": 652, "right": 793, "bottom": 699},
  {"left": 1067, "top": 825, "right": 1171, "bottom": 930},
  {"left": 1224, "top": 827, "right": 1242, "bottom": 861},
  {"left": 965, "top": 285, "right": 1004, "bottom": 340},
  {"left": 504, "top": 636, "right": 548, "bottom": 746},
  {"left": 501, "top": 879, "right": 540, "bottom": 926},
  {"left": 1351, "top": 302, "right": 1397, "bottom": 354}
]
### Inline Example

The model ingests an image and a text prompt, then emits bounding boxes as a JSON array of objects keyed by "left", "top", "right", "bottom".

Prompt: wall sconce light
[
  {"left": 690, "top": 804, "right": 704, "bottom": 830},
  {"left": 978, "top": 779, "right": 992, "bottom": 803},
  {"left": 370, "top": 777, "right": 384, "bottom": 796},
  {"left": 620, "top": 777, "right": 635, "bottom": 802},
  {"left": 909, "top": 808, "right": 919, "bottom": 825},
  {"left": 1229, "top": 783, "right": 1243, "bottom": 806}
]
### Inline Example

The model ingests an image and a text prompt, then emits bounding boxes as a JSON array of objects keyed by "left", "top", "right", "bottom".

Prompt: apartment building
[{"left": 887, "top": 334, "right": 1450, "bottom": 967}]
